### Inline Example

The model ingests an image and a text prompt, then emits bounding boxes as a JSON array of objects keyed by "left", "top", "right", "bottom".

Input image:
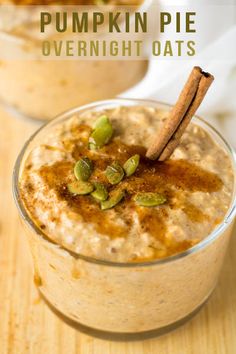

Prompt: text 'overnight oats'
[{"left": 19, "top": 105, "right": 234, "bottom": 263}]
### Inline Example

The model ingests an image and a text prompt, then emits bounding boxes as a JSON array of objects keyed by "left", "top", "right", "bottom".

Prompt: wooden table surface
[{"left": 0, "top": 104, "right": 236, "bottom": 354}]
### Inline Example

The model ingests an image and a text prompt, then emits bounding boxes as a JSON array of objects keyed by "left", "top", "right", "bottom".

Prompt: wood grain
[{"left": 0, "top": 104, "right": 236, "bottom": 354}]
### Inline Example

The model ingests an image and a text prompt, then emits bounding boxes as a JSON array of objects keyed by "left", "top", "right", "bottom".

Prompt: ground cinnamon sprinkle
[{"left": 22, "top": 129, "right": 223, "bottom": 258}]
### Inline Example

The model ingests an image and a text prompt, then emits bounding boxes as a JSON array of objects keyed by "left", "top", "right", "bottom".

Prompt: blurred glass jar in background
[{"left": 0, "top": 0, "right": 150, "bottom": 120}]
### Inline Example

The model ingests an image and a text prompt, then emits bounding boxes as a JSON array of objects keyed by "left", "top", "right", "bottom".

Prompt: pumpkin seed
[
  {"left": 105, "top": 162, "right": 124, "bottom": 185},
  {"left": 74, "top": 157, "right": 93, "bottom": 181},
  {"left": 101, "top": 189, "right": 125, "bottom": 210},
  {"left": 91, "top": 182, "right": 108, "bottom": 201},
  {"left": 134, "top": 192, "right": 166, "bottom": 207},
  {"left": 67, "top": 181, "right": 94, "bottom": 195},
  {"left": 123, "top": 154, "right": 140, "bottom": 177},
  {"left": 93, "top": 115, "right": 109, "bottom": 129},
  {"left": 89, "top": 116, "right": 113, "bottom": 149}
]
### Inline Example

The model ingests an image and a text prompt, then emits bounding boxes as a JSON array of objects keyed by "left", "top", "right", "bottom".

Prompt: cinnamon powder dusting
[{"left": 22, "top": 124, "right": 224, "bottom": 259}]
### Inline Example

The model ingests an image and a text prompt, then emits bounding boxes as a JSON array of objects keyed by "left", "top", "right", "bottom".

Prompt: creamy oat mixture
[
  {"left": 20, "top": 106, "right": 234, "bottom": 262},
  {"left": 0, "top": 60, "right": 148, "bottom": 120}
]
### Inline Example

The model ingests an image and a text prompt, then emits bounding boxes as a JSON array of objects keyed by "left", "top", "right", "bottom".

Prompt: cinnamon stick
[{"left": 146, "top": 67, "right": 214, "bottom": 161}]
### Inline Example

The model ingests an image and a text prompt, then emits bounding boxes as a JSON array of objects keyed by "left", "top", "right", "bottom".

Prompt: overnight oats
[
  {"left": 0, "top": 0, "right": 149, "bottom": 120},
  {"left": 13, "top": 99, "right": 236, "bottom": 337}
]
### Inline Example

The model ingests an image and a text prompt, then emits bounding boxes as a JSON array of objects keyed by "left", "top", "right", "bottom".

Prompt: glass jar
[
  {"left": 0, "top": 1, "right": 151, "bottom": 121},
  {"left": 13, "top": 99, "right": 236, "bottom": 340}
]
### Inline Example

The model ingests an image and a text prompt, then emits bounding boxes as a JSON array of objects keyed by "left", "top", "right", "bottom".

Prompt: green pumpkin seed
[
  {"left": 89, "top": 116, "right": 113, "bottom": 149},
  {"left": 105, "top": 162, "right": 124, "bottom": 185},
  {"left": 101, "top": 189, "right": 125, "bottom": 210},
  {"left": 134, "top": 192, "right": 167, "bottom": 207},
  {"left": 93, "top": 115, "right": 109, "bottom": 129},
  {"left": 123, "top": 154, "right": 140, "bottom": 177},
  {"left": 67, "top": 181, "right": 94, "bottom": 195},
  {"left": 74, "top": 157, "right": 93, "bottom": 181},
  {"left": 91, "top": 182, "right": 108, "bottom": 201}
]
